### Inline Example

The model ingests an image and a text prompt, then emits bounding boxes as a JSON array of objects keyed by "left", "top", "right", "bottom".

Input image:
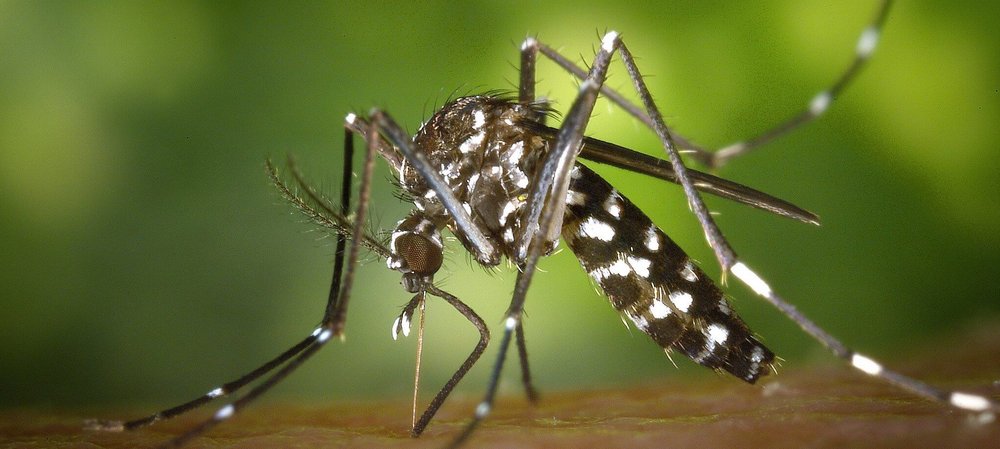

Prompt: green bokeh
[{"left": 1, "top": 1, "right": 998, "bottom": 409}]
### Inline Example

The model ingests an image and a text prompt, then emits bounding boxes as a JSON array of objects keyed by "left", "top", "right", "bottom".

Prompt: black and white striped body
[
  {"left": 563, "top": 164, "right": 773, "bottom": 382},
  {"left": 386, "top": 95, "right": 773, "bottom": 383},
  {"left": 394, "top": 95, "right": 552, "bottom": 266}
]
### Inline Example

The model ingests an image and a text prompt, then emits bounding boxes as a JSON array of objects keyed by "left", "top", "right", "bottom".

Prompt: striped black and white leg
[
  {"left": 524, "top": 0, "right": 894, "bottom": 171},
  {"left": 157, "top": 114, "right": 380, "bottom": 448},
  {"left": 448, "top": 30, "right": 626, "bottom": 449},
  {"left": 85, "top": 113, "right": 379, "bottom": 447},
  {"left": 605, "top": 2, "right": 997, "bottom": 421},
  {"left": 729, "top": 261, "right": 998, "bottom": 418},
  {"left": 707, "top": 0, "right": 893, "bottom": 168}
]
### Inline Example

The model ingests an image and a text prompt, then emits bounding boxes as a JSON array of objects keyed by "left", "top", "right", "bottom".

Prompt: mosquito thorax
[{"left": 401, "top": 95, "right": 551, "bottom": 264}]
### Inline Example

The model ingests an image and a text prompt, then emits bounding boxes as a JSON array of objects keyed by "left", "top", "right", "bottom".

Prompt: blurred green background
[{"left": 2, "top": 1, "right": 998, "bottom": 410}]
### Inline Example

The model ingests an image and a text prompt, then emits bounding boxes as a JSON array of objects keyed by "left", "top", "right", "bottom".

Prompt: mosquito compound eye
[{"left": 394, "top": 233, "right": 443, "bottom": 276}]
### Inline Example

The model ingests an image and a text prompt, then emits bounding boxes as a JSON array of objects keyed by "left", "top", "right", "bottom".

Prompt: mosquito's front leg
[
  {"left": 451, "top": 30, "right": 625, "bottom": 449},
  {"left": 368, "top": 109, "right": 501, "bottom": 266}
]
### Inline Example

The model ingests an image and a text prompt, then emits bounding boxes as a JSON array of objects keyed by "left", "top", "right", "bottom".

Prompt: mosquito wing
[{"left": 522, "top": 121, "right": 819, "bottom": 225}]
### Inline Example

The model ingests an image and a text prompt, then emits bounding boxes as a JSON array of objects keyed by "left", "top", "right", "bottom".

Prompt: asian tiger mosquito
[{"left": 86, "top": 0, "right": 998, "bottom": 447}]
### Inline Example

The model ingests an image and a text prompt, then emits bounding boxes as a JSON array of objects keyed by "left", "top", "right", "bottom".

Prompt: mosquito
[{"left": 86, "top": 1, "right": 997, "bottom": 447}]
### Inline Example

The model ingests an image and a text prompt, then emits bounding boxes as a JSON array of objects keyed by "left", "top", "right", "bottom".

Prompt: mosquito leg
[
  {"left": 411, "top": 285, "right": 490, "bottom": 437},
  {"left": 704, "top": 0, "right": 892, "bottom": 168},
  {"left": 155, "top": 330, "right": 329, "bottom": 448},
  {"left": 324, "top": 120, "right": 356, "bottom": 318},
  {"left": 614, "top": 37, "right": 739, "bottom": 274},
  {"left": 545, "top": 26, "right": 992, "bottom": 418},
  {"left": 85, "top": 121, "right": 367, "bottom": 435},
  {"left": 513, "top": 35, "right": 546, "bottom": 405},
  {"left": 728, "top": 261, "right": 998, "bottom": 417},
  {"left": 516, "top": 31, "right": 621, "bottom": 263},
  {"left": 544, "top": 32, "right": 742, "bottom": 325},
  {"left": 83, "top": 333, "right": 318, "bottom": 432},
  {"left": 370, "top": 110, "right": 500, "bottom": 266},
  {"left": 123, "top": 115, "right": 379, "bottom": 447},
  {"left": 160, "top": 326, "right": 332, "bottom": 449},
  {"left": 450, "top": 31, "right": 624, "bottom": 448},
  {"left": 605, "top": 18, "right": 990, "bottom": 422},
  {"left": 325, "top": 114, "right": 379, "bottom": 336},
  {"left": 514, "top": 321, "right": 539, "bottom": 403},
  {"left": 531, "top": 0, "right": 892, "bottom": 170},
  {"left": 163, "top": 114, "right": 380, "bottom": 447},
  {"left": 530, "top": 37, "right": 700, "bottom": 152},
  {"left": 447, "top": 315, "right": 515, "bottom": 449}
]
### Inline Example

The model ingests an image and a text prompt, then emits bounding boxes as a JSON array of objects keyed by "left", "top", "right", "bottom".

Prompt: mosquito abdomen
[{"left": 562, "top": 163, "right": 774, "bottom": 383}]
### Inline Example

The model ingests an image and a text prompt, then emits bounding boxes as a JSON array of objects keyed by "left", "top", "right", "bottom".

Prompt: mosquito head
[{"left": 388, "top": 212, "right": 445, "bottom": 293}]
